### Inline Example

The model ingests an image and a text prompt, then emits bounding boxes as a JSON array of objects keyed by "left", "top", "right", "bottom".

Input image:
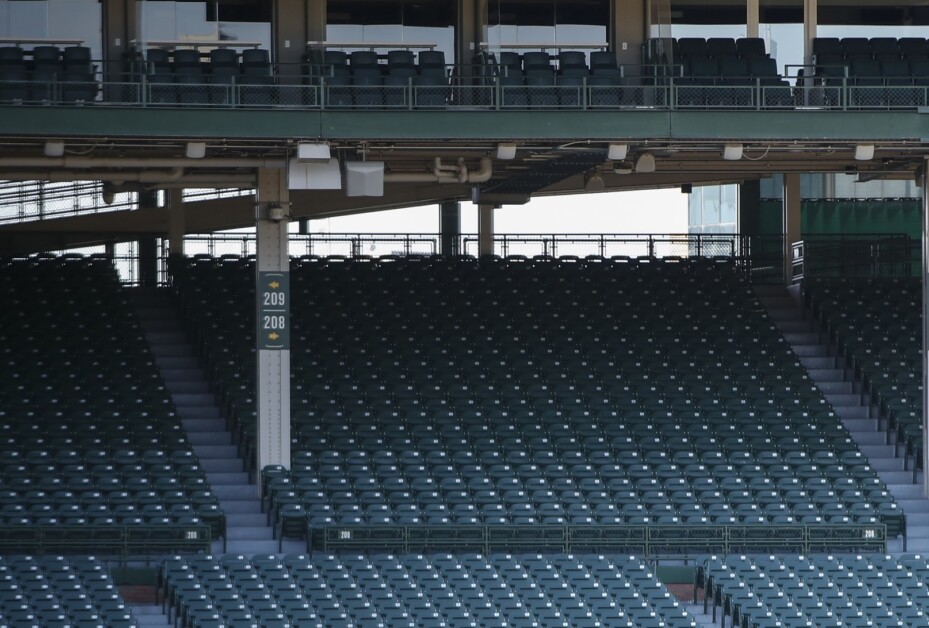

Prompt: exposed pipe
[
  {"left": 385, "top": 158, "right": 493, "bottom": 184},
  {"left": 1, "top": 171, "right": 258, "bottom": 187},
  {"left": 0, "top": 157, "right": 286, "bottom": 169}
]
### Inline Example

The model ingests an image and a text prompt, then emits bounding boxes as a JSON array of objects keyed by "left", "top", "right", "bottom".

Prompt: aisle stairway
[
  {"left": 128, "top": 287, "right": 287, "bottom": 555},
  {"left": 756, "top": 285, "right": 929, "bottom": 552},
  {"left": 128, "top": 603, "right": 171, "bottom": 628}
]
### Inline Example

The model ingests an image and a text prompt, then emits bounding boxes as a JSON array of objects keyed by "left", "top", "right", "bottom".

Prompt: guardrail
[
  {"left": 0, "top": 525, "right": 211, "bottom": 558},
  {"left": 4, "top": 72, "right": 929, "bottom": 111},
  {"left": 795, "top": 234, "right": 917, "bottom": 280},
  {"left": 308, "top": 524, "right": 887, "bottom": 556}
]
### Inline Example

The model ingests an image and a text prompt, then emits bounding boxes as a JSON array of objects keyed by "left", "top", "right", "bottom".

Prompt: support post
[
  {"left": 256, "top": 168, "right": 291, "bottom": 487},
  {"left": 167, "top": 189, "right": 185, "bottom": 257},
  {"left": 803, "top": 0, "right": 818, "bottom": 67},
  {"left": 440, "top": 201, "right": 461, "bottom": 256},
  {"left": 478, "top": 203, "right": 495, "bottom": 257},
  {"left": 747, "top": 0, "right": 760, "bottom": 38},
  {"left": 782, "top": 173, "right": 801, "bottom": 284},
  {"left": 922, "top": 158, "right": 929, "bottom": 495},
  {"left": 137, "top": 237, "right": 158, "bottom": 287}
]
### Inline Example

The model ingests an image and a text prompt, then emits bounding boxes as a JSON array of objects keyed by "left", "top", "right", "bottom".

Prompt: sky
[
  {"left": 307, "top": 188, "right": 690, "bottom": 257},
  {"left": 311, "top": 188, "right": 689, "bottom": 234}
]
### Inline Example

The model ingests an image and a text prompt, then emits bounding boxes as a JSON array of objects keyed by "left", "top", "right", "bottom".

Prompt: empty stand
[
  {"left": 161, "top": 553, "right": 696, "bottom": 627},
  {"left": 0, "top": 555, "right": 137, "bottom": 627},
  {"left": 169, "top": 255, "right": 904, "bottom": 551},
  {"left": 0, "top": 256, "right": 223, "bottom": 553},
  {"left": 699, "top": 553, "right": 929, "bottom": 627}
]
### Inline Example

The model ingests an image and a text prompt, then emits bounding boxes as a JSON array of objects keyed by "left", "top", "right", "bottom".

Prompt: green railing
[
  {"left": 309, "top": 524, "right": 887, "bottom": 556},
  {"left": 0, "top": 525, "right": 211, "bottom": 558},
  {"left": 5, "top": 69, "right": 929, "bottom": 111}
]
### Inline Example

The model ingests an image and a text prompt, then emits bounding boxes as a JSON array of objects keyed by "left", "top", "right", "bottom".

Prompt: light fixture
[
  {"left": 267, "top": 203, "right": 287, "bottom": 223},
  {"left": 613, "top": 163, "right": 633, "bottom": 175},
  {"left": 584, "top": 171, "right": 605, "bottom": 191},
  {"left": 496, "top": 143, "right": 517, "bottom": 160},
  {"left": 44, "top": 141, "right": 65, "bottom": 157},
  {"left": 854, "top": 144, "right": 875, "bottom": 161},
  {"left": 634, "top": 152, "right": 656, "bottom": 173},
  {"left": 296, "top": 141, "right": 331, "bottom": 162},
  {"left": 607, "top": 143, "right": 628, "bottom": 160},
  {"left": 185, "top": 141, "right": 207, "bottom": 159},
  {"left": 723, "top": 144, "right": 743, "bottom": 161}
]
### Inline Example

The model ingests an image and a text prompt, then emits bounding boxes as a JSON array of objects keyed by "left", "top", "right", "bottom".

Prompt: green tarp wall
[{"left": 757, "top": 198, "right": 921, "bottom": 237}]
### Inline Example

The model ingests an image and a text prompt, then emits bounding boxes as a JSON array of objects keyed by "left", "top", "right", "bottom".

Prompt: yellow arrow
[
  {"left": 269, "top": 281, "right": 280, "bottom": 289},
  {"left": 268, "top": 332, "right": 280, "bottom": 341}
]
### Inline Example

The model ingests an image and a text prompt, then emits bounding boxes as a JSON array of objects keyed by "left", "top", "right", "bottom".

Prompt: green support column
[
  {"left": 922, "top": 158, "right": 929, "bottom": 496},
  {"left": 256, "top": 168, "right": 292, "bottom": 485}
]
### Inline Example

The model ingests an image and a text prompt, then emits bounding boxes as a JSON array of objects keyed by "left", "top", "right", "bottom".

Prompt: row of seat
[
  {"left": 0, "top": 257, "right": 225, "bottom": 542},
  {"left": 160, "top": 553, "right": 696, "bottom": 627},
  {"left": 813, "top": 36, "right": 929, "bottom": 61},
  {"left": 0, "top": 555, "right": 136, "bottom": 627},
  {"left": 805, "top": 278, "right": 922, "bottom": 471},
  {"left": 699, "top": 553, "right": 929, "bottom": 627},
  {"left": 169, "top": 255, "right": 904, "bottom": 541}
]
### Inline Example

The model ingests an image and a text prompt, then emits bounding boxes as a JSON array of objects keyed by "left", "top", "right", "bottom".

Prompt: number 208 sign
[{"left": 258, "top": 271, "right": 290, "bottom": 350}]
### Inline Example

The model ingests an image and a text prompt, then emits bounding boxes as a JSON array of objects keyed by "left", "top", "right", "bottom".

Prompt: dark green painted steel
[{"left": 6, "top": 106, "right": 929, "bottom": 141}]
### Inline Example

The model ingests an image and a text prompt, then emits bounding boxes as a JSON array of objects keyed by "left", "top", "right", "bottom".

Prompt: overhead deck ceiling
[{"left": 0, "top": 106, "right": 928, "bottom": 254}]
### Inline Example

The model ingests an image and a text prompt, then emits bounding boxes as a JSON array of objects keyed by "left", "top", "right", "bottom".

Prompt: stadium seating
[
  {"left": 170, "top": 255, "right": 903, "bottom": 543},
  {"left": 805, "top": 278, "right": 921, "bottom": 472},
  {"left": 0, "top": 555, "right": 136, "bottom": 627},
  {"left": 0, "top": 256, "right": 224, "bottom": 547},
  {"left": 160, "top": 552, "right": 696, "bottom": 627},
  {"left": 699, "top": 553, "right": 929, "bottom": 627}
]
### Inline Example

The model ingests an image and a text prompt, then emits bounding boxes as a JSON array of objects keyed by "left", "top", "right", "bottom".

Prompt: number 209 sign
[{"left": 258, "top": 271, "right": 290, "bottom": 350}]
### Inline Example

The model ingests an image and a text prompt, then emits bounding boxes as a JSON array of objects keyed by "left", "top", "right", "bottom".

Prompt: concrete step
[
  {"left": 129, "top": 605, "right": 171, "bottom": 627},
  {"left": 208, "top": 471, "right": 251, "bottom": 486},
  {"left": 182, "top": 418, "right": 227, "bottom": 432},
  {"left": 800, "top": 356, "right": 837, "bottom": 369},
  {"left": 154, "top": 356, "right": 199, "bottom": 370},
  {"left": 227, "top": 513, "right": 270, "bottom": 527},
  {"left": 192, "top": 444, "right": 239, "bottom": 459},
  {"left": 766, "top": 308, "right": 805, "bottom": 322},
  {"left": 150, "top": 344, "right": 193, "bottom": 358},
  {"left": 903, "top": 538, "right": 929, "bottom": 553},
  {"left": 889, "top": 484, "right": 925, "bottom": 499},
  {"left": 899, "top": 499, "right": 929, "bottom": 514},
  {"left": 221, "top": 539, "right": 286, "bottom": 556},
  {"left": 161, "top": 368, "right": 203, "bottom": 382},
  {"left": 175, "top": 406, "right": 221, "bottom": 420},
  {"left": 171, "top": 393, "right": 216, "bottom": 407},
  {"left": 835, "top": 408, "right": 872, "bottom": 423},
  {"left": 783, "top": 332, "right": 822, "bottom": 344},
  {"left": 859, "top": 444, "right": 897, "bottom": 459},
  {"left": 774, "top": 320, "right": 815, "bottom": 333},
  {"left": 807, "top": 368, "right": 847, "bottom": 382},
  {"left": 227, "top": 526, "right": 276, "bottom": 541},
  {"left": 200, "top": 457, "right": 242, "bottom": 472},
  {"left": 868, "top": 457, "right": 905, "bottom": 472},
  {"left": 165, "top": 381, "right": 211, "bottom": 395},
  {"left": 758, "top": 296, "right": 797, "bottom": 310},
  {"left": 879, "top": 471, "right": 921, "bottom": 485},
  {"left": 221, "top": 500, "right": 265, "bottom": 515},
  {"left": 187, "top": 431, "right": 233, "bottom": 446},
  {"left": 850, "top": 431, "right": 890, "bottom": 446},
  {"left": 146, "top": 331, "right": 187, "bottom": 345},
  {"left": 791, "top": 344, "right": 830, "bottom": 357},
  {"left": 825, "top": 393, "right": 863, "bottom": 407},
  {"left": 815, "top": 381, "right": 854, "bottom": 394},
  {"left": 213, "top": 484, "right": 259, "bottom": 500}
]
